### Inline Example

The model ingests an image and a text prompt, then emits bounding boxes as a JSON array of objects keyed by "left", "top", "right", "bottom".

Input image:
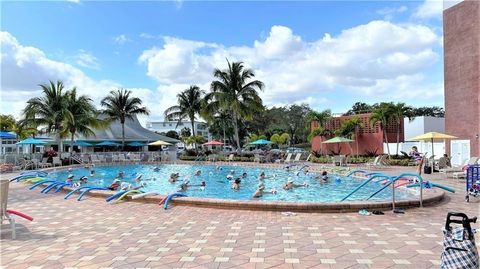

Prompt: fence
[{"left": 383, "top": 142, "right": 445, "bottom": 157}]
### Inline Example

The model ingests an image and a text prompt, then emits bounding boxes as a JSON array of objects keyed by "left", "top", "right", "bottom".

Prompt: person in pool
[
  {"left": 169, "top": 173, "right": 181, "bottom": 183},
  {"left": 252, "top": 183, "right": 277, "bottom": 198},
  {"left": 314, "top": 171, "right": 328, "bottom": 182},
  {"left": 118, "top": 171, "right": 125, "bottom": 178},
  {"left": 107, "top": 178, "right": 121, "bottom": 190},
  {"left": 194, "top": 170, "right": 202, "bottom": 177},
  {"left": 65, "top": 174, "right": 75, "bottom": 184},
  {"left": 79, "top": 176, "right": 88, "bottom": 185},
  {"left": 90, "top": 169, "right": 95, "bottom": 177},
  {"left": 231, "top": 178, "right": 241, "bottom": 190},
  {"left": 242, "top": 172, "right": 248, "bottom": 179},
  {"left": 178, "top": 180, "right": 206, "bottom": 192},
  {"left": 283, "top": 178, "right": 307, "bottom": 190},
  {"left": 258, "top": 172, "right": 267, "bottom": 181},
  {"left": 153, "top": 167, "right": 160, "bottom": 172}
]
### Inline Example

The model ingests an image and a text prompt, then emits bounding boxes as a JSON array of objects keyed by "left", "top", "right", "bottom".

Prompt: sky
[{"left": 1, "top": 0, "right": 455, "bottom": 124}]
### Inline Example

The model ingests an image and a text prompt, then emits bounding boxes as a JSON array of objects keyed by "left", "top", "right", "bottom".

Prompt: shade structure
[
  {"left": 321, "top": 137, "right": 354, "bottom": 144},
  {"left": 148, "top": 140, "right": 172, "bottom": 146},
  {"left": 16, "top": 138, "right": 46, "bottom": 145},
  {"left": 203, "top": 140, "right": 224, "bottom": 146},
  {"left": 65, "top": 141, "right": 93, "bottom": 147},
  {"left": 249, "top": 139, "right": 273, "bottom": 145},
  {"left": 127, "top": 142, "right": 146, "bottom": 147},
  {"left": 96, "top": 141, "right": 121, "bottom": 146},
  {"left": 0, "top": 132, "right": 16, "bottom": 139},
  {"left": 409, "top": 132, "right": 458, "bottom": 159}
]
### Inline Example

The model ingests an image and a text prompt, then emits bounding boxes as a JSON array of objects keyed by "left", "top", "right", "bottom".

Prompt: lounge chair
[
  {"left": 227, "top": 154, "right": 234, "bottom": 162},
  {"left": 293, "top": 153, "right": 302, "bottom": 163},
  {"left": 441, "top": 157, "right": 478, "bottom": 174},
  {"left": 366, "top": 155, "right": 389, "bottom": 169},
  {"left": 52, "top": 157, "right": 62, "bottom": 167},
  {"left": 39, "top": 157, "right": 52, "bottom": 168},
  {"left": 305, "top": 154, "right": 312, "bottom": 162},
  {"left": 283, "top": 153, "right": 293, "bottom": 163}
]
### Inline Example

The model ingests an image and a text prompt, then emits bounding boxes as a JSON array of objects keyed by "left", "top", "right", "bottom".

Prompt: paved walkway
[{"left": 1, "top": 166, "right": 479, "bottom": 269}]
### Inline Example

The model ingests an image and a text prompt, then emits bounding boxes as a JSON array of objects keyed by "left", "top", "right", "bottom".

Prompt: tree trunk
[
  {"left": 191, "top": 118, "right": 196, "bottom": 150},
  {"left": 121, "top": 123, "right": 125, "bottom": 151},
  {"left": 222, "top": 123, "right": 226, "bottom": 152},
  {"left": 355, "top": 127, "right": 359, "bottom": 157},
  {"left": 70, "top": 133, "right": 75, "bottom": 165},
  {"left": 383, "top": 127, "right": 391, "bottom": 156},
  {"left": 232, "top": 114, "right": 241, "bottom": 152},
  {"left": 396, "top": 119, "right": 400, "bottom": 156}
]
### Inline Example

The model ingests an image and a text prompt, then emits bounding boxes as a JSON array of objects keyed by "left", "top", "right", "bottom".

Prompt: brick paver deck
[{"left": 1, "top": 165, "right": 479, "bottom": 268}]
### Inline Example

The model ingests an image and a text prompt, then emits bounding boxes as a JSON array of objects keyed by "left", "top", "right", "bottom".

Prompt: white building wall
[{"left": 404, "top": 116, "right": 445, "bottom": 141}]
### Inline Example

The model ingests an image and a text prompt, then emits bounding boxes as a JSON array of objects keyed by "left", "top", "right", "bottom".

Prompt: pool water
[{"left": 48, "top": 164, "right": 417, "bottom": 202}]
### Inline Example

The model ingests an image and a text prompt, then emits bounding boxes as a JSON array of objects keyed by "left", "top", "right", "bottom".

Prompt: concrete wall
[{"left": 444, "top": 0, "right": 480, "bottom": 157}]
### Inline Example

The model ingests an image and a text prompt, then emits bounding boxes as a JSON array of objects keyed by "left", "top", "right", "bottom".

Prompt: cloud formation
[
  {"left": 139, "top": 21, "right": 441, "bottom": 109},
  {"left": 113, "top": 34, "right": 131, "bottom": 45},
  {"left": 74, "top": 49, "right": 100, "bottom": 70}
]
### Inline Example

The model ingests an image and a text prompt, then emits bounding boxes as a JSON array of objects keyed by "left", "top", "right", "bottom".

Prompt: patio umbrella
[
  {"left": 148, "top": 140, "right": 172, "bottom": 146},
  {"left": 321, "top": 136, "right": 354, "bottom": 155},
  {"left": 202, "top": 140, "right": 224, "bottom": 146},
  {"left": 409, "top": 132, "right": 458, "bottom": 159},
  {"left": 96, "top": 141, "right": 121, "bottom": 146},
  {"left": 127, "top": 142, "right": 146, "bottom": 147},
  {"left": 249, "top": 139, "right": 273, "bottom": 145},
  {"left": 16, "top": 137, "right": 47, "bottom": 145},
  {"left": 64, "top": 141, "right": 92, "bottom": 147}
]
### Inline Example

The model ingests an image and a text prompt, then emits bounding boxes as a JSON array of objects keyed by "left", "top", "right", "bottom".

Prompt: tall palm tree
[
  {"left": 391, "top": 103, "right": 415, "bottom": 155},
  {"left": 337, "top": 117, "right": 363, "bottom": 156},
  {"left": 101, "top": 89, "right": 150, "bottom": 150},
  {"left": 164, "top": 85, "right": 204, "bottom": 137},
  {"left": 204, "top": 59, "right": 264, "bottom": 150},
  {"left": 369, "top": 103, "right": 394, "bottom": 156},
  {"left": 306, "top": 109, "right": 332, "bottom": 129},
  {"left": 23, "top": 80, "right": 69, "bottom": 151},
  {"left": 62, "top": 88, "right": 105, "bottom": 155}
]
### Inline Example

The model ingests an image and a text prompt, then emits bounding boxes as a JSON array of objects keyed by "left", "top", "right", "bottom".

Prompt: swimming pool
[{"left": 48, "top": 164, "right": 417, "bottom": 202}]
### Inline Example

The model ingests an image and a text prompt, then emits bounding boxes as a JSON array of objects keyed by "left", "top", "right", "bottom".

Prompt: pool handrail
[
  {"left": 366, "top": 173, "right": 425, "bottom": 207},
  {"left": 341, "top": 174, "right": 391, "bottom": 201},
  {"left": 345, "top": 170, "right": 368, "bottom": 178}
]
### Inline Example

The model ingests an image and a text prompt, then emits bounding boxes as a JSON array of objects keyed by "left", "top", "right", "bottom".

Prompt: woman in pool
[
  {"left": 118, "top": 171, "right": 125, "bottom": 178},
  {"left": 169, "top": 173, "right": 181, "bottom": 183},
  {"left": 252, "top": 183, "right": 277, "bottom": 198},
  {"left": 90, "top": 169, "right": 95, "bottom": 177},
  {"left": 314, "top": 171, "right": 328, "bottom": 182},
  {"left": 283, "top": 178, "right": 307, "bottom": 190},
  {"left": 231, "top": 178, "right": 241, "bottom": 190},
  {"left": 242, "top": 172, "right": 248, "bottom": 179},
  {"left": 194, "top": 170, "right": 202, "bottom": 177},
  {"left": 153, "top": 167, "right": 160, "bottom": 172},
  {"left": 178, "top": 180, "right": 206, "bottom": 192},
  {"left": 107, "top": 178, "right": 121, "bottom": 190}
]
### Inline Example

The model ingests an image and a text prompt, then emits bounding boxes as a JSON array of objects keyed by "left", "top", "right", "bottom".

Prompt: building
[
  {"left": 404, "top": 116, "right": 445, "bottom": 141},
  {"left": 310, "top": 113, "right": 403, "bottom": 155},
  {"left": 146, "top": 120, "right": 211, "bottom": 139},
  {"left": 444, "top": 0, "right": 480, "bottom": 164},
  {"left": 0, "top": 132, "right": 18, "bottom": 154}
]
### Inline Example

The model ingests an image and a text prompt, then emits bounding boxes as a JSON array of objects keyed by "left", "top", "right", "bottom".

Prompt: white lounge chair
[
  {"left": 52, "top": 157, "right": 62, "bottom": 167},
  {"left": 441, "top": 157, "right": 478, "bottom": 174},
  {"left": 293, "top": 153, "right": 302, "bottom": 163},
  {"left": 227, "top": 154, "right": 234, "bottom": 162},
  {"left": 283, "top": 153, "right": 293, "bottom": 163}
]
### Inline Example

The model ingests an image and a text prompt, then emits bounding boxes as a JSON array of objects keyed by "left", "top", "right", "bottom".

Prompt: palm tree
[
  {"left": 204, "top": 59, "right": 264, "bottom": 150},
  {"left": 337, "top": 117, "right": 363, "bottom": 156},
  {"left": 391, "top": 103, "right": 415, "bottom": 155},
  {"left": 369, "top": 103, "right": 394, "bottom": 156},
  {"left": 101, "top": 89, "right": 150, "bottom": 150},
  {"left": 23, "top": 80, "right": 69, "bottom": 151},
  {"left": 62, "top": 88, "right": 105, "bottom": 156},
  {"left": 164, "top": 85, "right": 204, "bottom": 139},
  {"left": 306, "top": 109, "right": 332, "bottom": 129}
]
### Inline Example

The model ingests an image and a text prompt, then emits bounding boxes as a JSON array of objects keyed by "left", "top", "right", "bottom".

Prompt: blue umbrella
[
  {"left": 16, "top": 137, "right": 47, "bottom": 145},
  {"left": 127, "top": 142, "right": 146, "bottom": 147},
  {"left": 249, "top": 139, "right": 273, "bottom": 145},
  {"left": 96, "top": 141, "right": 121, "bottom": 146},
  {"left": 74, "top": 141, "right": 93, "bottom": 147},
  {"left": 0, "top": 132, "right": 16, "bottom": 139}
]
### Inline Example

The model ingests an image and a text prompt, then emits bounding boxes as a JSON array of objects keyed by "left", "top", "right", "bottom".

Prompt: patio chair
[
  {"left": 441, "top": 157, "right": 478, "bottom": 174},
  {"left": 283, "top": 153, "right": 293, "bottom": 163},
  {"left": 305, "top": 153, "right": 312, "bottom": 162},
  {"left": 52, "top": 157, "right": 62, "bottom": 167},
  {"left": 90, "top": 155, "right": 101, "bottom": 164},
  {"left": 332, "top": 155, "right": 346, "bottom": 166},
  {"left": 293, "top": 153, "right": 302, "bottom": 163},
  {"left": 118, "top": 154, "right": 127, "bottom": 163},
  {"left": 227, "top": 154, "right": 234, "bottom": 162},
  {"left": 366, "top": 155, "right": 383, "bottom": 168},
  {"left": 39, "top": 157, "right": 52, "bottom": 168}
]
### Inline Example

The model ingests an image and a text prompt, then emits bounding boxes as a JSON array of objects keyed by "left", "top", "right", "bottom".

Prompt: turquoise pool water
[{"left": 48, "top": 164, "right": 416, "bottom": 202}]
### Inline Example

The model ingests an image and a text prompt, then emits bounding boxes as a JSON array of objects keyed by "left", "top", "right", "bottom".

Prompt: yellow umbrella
[
  {"left": 409, "top": 132, "right": 458, "bottom": 158},
  {"left": 148, "top": 140, "right": 172, "bottom": 146}
]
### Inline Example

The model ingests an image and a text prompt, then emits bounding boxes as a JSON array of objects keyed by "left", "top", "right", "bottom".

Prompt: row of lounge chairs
[{"left": 440, "top": 157, "right": 479, "bottom": 179}]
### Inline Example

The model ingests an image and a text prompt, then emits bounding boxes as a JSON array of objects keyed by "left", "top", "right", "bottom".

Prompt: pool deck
[{"left": 1, "top": 163, "right": 480, "bottom": 268}]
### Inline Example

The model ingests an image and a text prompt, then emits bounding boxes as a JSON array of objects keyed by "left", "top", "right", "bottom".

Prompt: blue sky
[{"left": 1, "top": 0, "right": 449, "bottom": 122}]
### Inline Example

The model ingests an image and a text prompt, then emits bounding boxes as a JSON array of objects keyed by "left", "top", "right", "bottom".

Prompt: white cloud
[
  {"left": 414, "top": 0, "right": 443, "bottom": 19},
  {"left": 139, "top": 21, "right": 442, "bottom": 109},
  {"left": 74, "top": 49, "right": 100, "bottom": 70},
  {"left": 377, "top": 5, "right": 408, "bottom": 20},
  {"left": 113, "top": 34, "right": 130, "bottom": 45},
  {"left": 66, "top": 0, "right": 80, "bottom": 4},
  {"left": 0, "top": 32, "right": 156, "bottom": 122},
  {"left": 140, "top": 33, "right": 155, "bottom": 39}
]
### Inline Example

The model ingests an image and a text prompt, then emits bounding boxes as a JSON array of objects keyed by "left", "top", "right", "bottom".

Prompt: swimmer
[
  {"left": 153, "top": 167, "right": 160, "bottom": 172},
  {"left": 169, "top": 173, "right": 181, "bottom": 183},
  {"left": 65, "top": 174, "right": 75, "bottom": 183},
  {"left": 90, "top": 169, "right": 95, "bottom": 177},
  {"left": 194, "top": 170, "right": 202, "bottom": 177},
  {"left": 232, "top": 178, "right": 241, "bottom": 190},
  {"left": 226, "top": 174, "right": 234, "bottom": 180},
  {"left": 177, "top": 180, "right": 205, "bottom": 192},
  {"left": 242, "top": 172, "right": 248, "bottom": 179},
  {"left": 68, "top": 168, "right": 73, "bottom": 173},
  {"left": 283, "top": 178, "right": 307, "bottom": 190},
  {"left": 107, "top": 178, "right": 121, "bottom": 190},
  {"left": 252, "top": 183, "right": 277, "bottom": 198},
  {"left": 258, "top": 172, "right": 267, "bottom": 181},
  {"left": 314, "top": 171, "right": 328, "bottom": 182},
  {"left": 79, "top": 176, "right": 88, "bottom": 185},
  {"left": 118, "top": 171, "right": 125, "bottom": 178},
  {"left": 216, "top": 165, "right": 223, "bottom": 171}
]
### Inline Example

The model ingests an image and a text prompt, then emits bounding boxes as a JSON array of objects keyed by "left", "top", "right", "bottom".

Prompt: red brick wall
[
  {"left": 310, "top": 113, "right": 404, "bottom": 155},
  {"left": 444, "top": 0, "right": 480, "bottom": 156}
]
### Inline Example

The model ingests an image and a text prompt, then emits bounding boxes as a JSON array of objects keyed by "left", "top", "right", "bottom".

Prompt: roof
[
  {"left": 75, "top": 115, "right": 180, "bottom": 143},
  {"left": 0, "top": 132, "right": 16, "bottom": 139}
]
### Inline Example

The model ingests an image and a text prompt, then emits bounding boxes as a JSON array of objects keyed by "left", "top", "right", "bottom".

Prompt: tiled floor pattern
[{"left": 1, "top": 166, "right": 480, "bottom": 268}]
